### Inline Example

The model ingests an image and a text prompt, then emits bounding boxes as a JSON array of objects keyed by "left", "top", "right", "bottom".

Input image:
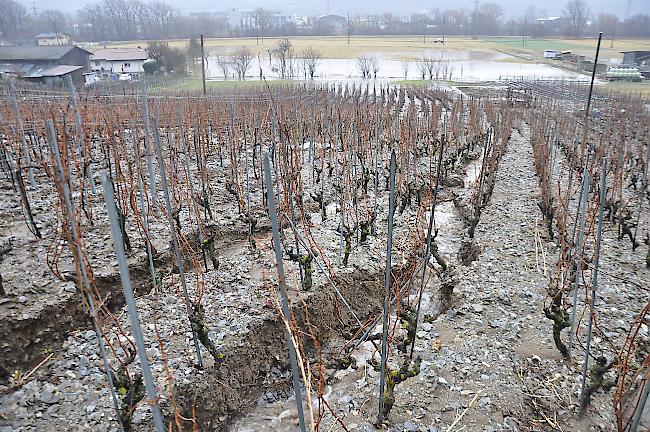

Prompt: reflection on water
[{"left": 206, "top": 50, "right": 587, "bottom": 83}]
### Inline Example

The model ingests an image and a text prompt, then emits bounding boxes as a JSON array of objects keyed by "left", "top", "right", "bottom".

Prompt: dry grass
[
  {"left": 96, "top": 36, "right": 503, "bottom": 59},
  {"left": 94, "top": 36, "right": 650, "bottom": 62}
]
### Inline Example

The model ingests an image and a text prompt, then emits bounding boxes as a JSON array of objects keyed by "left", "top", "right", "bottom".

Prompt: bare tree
[
  {"left": 596, "top": 13, "right": 618, "bottom": 47},
  {"left": 563, "top": 0, "right": 590, "bottom": 38},
  {"left": 417, "top": 58, "right": 428, "bottom": 80},
  {"left": 301, "top": 47, "right": 321, "bottom": 80},
  {"left": 231, "top": 46, "right": 253, "bottom": 80},
  {"left": 254, "top": 8, "right": 274, "bottom": 37},
  {"left": 441, "top": 59, "right": 451, "bottom": 80},
  {"left": 476, "top": 3, "right": 504, "bottom": 36},
  {"left": 357, "top": 55, "right": 372, "bottom": 79},
  {"left": 272, "top": 39, "right": 296, "bottom": 79},
  {"left": 215, "top": 54, "right": 231, "bottom": 80},
  {"left": 0, "top": 0, "right": 27, "bottom": 42},
  {"left": 426, "top": 57, "right": 436, "bottom": 80},
  {"left": 371, "top": 56, "right": 380, "bottom": 79},
  {"left": 40, "top": 10, "right": 68, "bottom": 35},
  {"left": 401, "top": 59, "right": 410, "bottom": 79},
  {"left": 79, "top": 4, "right": 110, "bottom": 40}
]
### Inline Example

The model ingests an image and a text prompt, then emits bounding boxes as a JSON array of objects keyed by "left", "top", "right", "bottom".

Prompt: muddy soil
[
  {"left": 1, "top": 85, "right": 648, "bottom": 432},
  {"left": 228, "top": 124, "right": 650, "bottom": 432}
]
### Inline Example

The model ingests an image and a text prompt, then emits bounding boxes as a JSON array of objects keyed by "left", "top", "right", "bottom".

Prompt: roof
[
  {"left": 318, "top": 14, "right": 347, "bottom": 21},
  {"left": 0, "top": 63, "right": 82, "bottom": 78},
  {"left": 91, "top": 48, "right": 148, "bottom": 61},
  {"left": 40, "top": 65, "right": 83, "bottom": 76},
  {"left": 0, "top": 46, "right": 90, "bottom": 61},
  {"left": 36, "top": 33, "right": 71, "bottom": 38}
]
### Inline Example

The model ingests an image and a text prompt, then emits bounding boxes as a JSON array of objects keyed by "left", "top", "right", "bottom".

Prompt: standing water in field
[{"left": 207, "top": 50, "right": 588, "bottom": 83}]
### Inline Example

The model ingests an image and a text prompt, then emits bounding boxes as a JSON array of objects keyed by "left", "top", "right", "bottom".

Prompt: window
[
  {"left": 124, "top": 62, "right": 131, "bottom": 67},
  {"left": 95, "top": 60, "right": 100, "bottom": 66}
]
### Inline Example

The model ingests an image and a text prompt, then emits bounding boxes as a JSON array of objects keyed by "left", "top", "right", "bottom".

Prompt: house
[
  {"left": 36, "top": 33, "right": 73, "bottom": 46},
  {"left": 0, "top": 46, "right": 90, "bottom": 86},
  {"left": 91, "top": 48, "right": 149, "bottom": 77}
]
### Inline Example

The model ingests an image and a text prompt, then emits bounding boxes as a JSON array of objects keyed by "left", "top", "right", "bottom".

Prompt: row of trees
[
  {"left": 1, "top": 0, "right": 650, "bottom": 43},
  {"left": 211, "top": 40, "right": 322, "bottom": 80},
  {"left": 356, "top": 56, "right": 457, "bottom": 81}
]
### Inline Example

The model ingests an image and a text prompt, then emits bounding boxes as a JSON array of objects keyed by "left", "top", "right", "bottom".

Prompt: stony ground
[
  {"left": 231, "top": 124, "right": 650, "bottom": 431},
  {"left": 1, "top": 115, "right": 649, "bottom": 432}
]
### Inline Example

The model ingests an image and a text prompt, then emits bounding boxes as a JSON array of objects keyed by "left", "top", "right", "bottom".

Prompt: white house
[{"left": 90, "top": 48, "right": 148, "bottom": 77}]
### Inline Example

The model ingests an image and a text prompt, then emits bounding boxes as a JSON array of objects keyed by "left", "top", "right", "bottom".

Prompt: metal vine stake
[
  {"left": 101, "top": 172, "right": 166, "bottom": 432},
  {"left": 579, "top": 158, "right": 608, "bottom": 416},
  {"left": 378, "top": 149, "right": 397, "bottom": 424},
  {"left": 262, "top": 151, "right": 307, "bottom": 432}
]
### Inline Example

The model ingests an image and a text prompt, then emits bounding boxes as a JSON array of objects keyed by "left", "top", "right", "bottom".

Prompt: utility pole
[
  {"left": 472, "top": 0, "right": 479, "bottom": 40},
  {"left": 347, "top": 12, "right": 350, "bottom": 44},
  {"left": 200, "top": 34, "right": 206, "bottom": 96},
  {"left": 423, "top": 13, "right": 426, "bottom": 44},
  {"left": 522, "top": 17, "right": 526, "bottom": 47},
  {"left": 442, "top": 12, "right": 446, "bottom": 44}
]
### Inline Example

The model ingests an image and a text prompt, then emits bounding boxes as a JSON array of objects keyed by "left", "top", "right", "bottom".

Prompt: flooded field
[{"left": 206, "top": 49, "right": 587, "bottom": 83}]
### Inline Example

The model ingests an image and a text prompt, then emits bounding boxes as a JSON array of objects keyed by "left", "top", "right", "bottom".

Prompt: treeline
[
  {"left": 1, "top": 0, "right": 649, "bottom": 44},
  {"left": 0, "top": 0, "right": 229, "bottom": 43}
]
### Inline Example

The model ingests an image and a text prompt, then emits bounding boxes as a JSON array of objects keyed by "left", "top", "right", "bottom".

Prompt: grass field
[
  {"left": 483, "top": 36, "right": 650, "bottom": 61},
  {"left": 100, "top": 35, "right": 650, "bottom": 62},
  {"left": 154, "top": 78, "right": 292, "bottom": 93},
  {"left": 102, "top": 36, "right": 492, "bottom": 59}
]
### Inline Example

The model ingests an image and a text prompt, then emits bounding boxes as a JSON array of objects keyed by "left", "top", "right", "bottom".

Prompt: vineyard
[{"left": 0, "top": 77, "right": 648, "bottom": 432}]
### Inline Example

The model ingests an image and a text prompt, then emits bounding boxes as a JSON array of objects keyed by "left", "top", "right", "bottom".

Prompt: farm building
[
  {"left": 0, "top": 63, "right": 85, "bottom": 86},
  {"left": 316, "top": 14, "right": 347, "bottom": 34},
  {"left": 91, "top": 48, "right": 149, "bottom": 77},
  {"left": 0, "top": 46, "right": 90, "bottom": 87},
  {"left": 35, "top": 33, "right": 73, "bottom": 46},
  {"left": 621, "top": 50, "right": 650, "bottom": 66},
  {"left": 621, "top": 50, "right": 650, "bottom": 78}
]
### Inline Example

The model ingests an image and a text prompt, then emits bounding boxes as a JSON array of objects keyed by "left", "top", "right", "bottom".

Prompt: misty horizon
[{"left": 17, "top": 0, "right": 647, "bottom": 18}]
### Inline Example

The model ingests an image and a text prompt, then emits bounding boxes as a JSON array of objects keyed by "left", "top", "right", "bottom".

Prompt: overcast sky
[{"left": 24, "top": 0, "right": 647, "bottom": 18}]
